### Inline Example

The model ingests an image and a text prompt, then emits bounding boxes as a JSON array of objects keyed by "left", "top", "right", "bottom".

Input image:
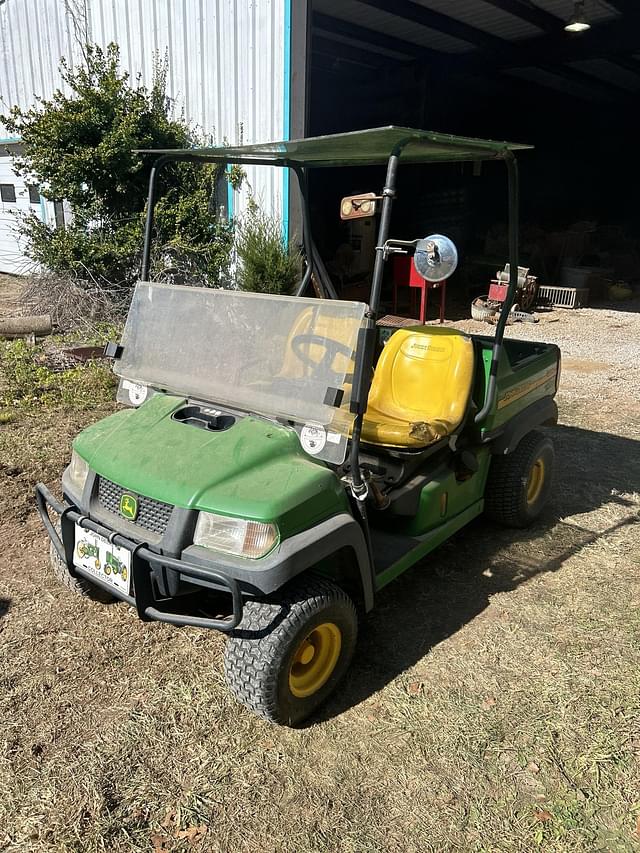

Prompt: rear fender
[{"left": 488, "top": 397, "right": 558, "bottom": 455}]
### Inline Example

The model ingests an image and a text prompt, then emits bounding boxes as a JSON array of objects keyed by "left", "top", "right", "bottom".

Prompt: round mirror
[{"left": 413, "top": 234, "right": 458, "bottom": 282}]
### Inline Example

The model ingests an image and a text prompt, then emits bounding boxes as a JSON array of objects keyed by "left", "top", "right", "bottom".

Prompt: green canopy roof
[{"left": 136, "top": 126, "right": 532, "bottom": 168}]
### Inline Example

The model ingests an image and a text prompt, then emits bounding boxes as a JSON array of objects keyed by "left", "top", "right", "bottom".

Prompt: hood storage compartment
[{"left": 172, "top": 405, "right": 236, "bottom": 432}]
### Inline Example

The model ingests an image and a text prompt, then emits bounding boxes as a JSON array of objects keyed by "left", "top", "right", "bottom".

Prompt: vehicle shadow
[{"left": 315, "top": 423, "right": 640, "bottom": 723}]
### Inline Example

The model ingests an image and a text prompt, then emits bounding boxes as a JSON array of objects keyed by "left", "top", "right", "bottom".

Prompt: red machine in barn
[
  {"left": 472, "top": 263, "right": 539, "bottom": 323},
  {"left": 488, "top": 264, "right": 538, "bottom": 311}
]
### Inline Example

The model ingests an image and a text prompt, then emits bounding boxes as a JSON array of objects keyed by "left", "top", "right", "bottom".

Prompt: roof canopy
[{"left": 136, "top": 125, "right": 531, "bottom": 168}]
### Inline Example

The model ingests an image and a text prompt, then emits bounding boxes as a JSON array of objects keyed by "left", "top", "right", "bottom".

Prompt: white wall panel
[
  {"left": 0, "top": 0, "right": 292, "bottom": 241},
  {"left": 89, "top": 0, "right": 288, "bottom": 223},
  {"left": 0, "top": 151, "right": 54, "bottom": 274}
]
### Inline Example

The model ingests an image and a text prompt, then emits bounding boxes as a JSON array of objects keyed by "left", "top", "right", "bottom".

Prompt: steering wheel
[{"left": 291, "top": 334, "right": 353, "bottom": 376}]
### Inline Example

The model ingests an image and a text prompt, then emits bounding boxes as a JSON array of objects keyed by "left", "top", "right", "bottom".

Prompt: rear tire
[
  {"left": 485, "top": 430, "right": 554, "bottom": 528},
  {"left": 49, "top": 540, "right": 114, "bottom": 603},
  {"left": 224, "top": 576, "right": 357, "bottom": 726}
]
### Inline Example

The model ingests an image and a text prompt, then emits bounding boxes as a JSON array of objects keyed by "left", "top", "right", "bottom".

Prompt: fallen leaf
[
  {"left": 526, "top": 761, "right": 540, "bottom": 774},
  {"left": 481, "top": 696, "right": 497, "bottom": 710},
  {"left": 176, "top": 824, "right": 207, "bottom": 844},
  {"left": 151, "top": 834, "right": 171, "bottom": 852},
  {"left": 162, "top": 808, "right": 177, "bottom": 830},
  {"left": 407, "top": 681, "right": 423, "bottom": 696},
  {"left": 534, "top": 809, "right": 552, "bottom": 822},
  {"left": 633, "top": 815, "right": 640, "bottom": 838}
]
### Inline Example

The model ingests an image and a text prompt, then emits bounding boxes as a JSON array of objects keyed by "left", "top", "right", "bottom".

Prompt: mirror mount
[
  {"left": 381, "top": 234, "right": 458, "bottom": 281},
  {"left": 340, "top": 192, "right": 380, "bottom": 221}
]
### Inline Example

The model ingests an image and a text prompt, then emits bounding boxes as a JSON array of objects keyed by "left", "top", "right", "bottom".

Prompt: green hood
[{"left": 74, "top": 394, "right": 348, "bottom": 538}]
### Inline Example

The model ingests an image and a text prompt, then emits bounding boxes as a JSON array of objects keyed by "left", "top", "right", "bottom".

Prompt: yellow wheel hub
[
  {"left": 288, "top": 622, "right": 342, "bottom": 699},
  {"left": 526, "top": 457, "right": 545, "bottom": 505}
]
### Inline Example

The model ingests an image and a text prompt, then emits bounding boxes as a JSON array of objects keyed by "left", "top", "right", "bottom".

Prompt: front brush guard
[{"left": 35, "top": 483, "right": 243, "bottom": 632}]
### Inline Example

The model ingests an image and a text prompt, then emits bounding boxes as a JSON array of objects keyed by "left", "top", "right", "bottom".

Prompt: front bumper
[{"left": 35, "top": 483, "right": 243, "bottom": 632}]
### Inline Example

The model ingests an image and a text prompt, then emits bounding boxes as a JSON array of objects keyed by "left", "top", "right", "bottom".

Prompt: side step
[{"left": 371, "top": 501, "right": 484, "bottom": 591}]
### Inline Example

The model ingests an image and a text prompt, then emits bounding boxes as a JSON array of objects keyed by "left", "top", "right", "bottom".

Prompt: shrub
[
  {"left": 2, "top": 43, "right": 234, "bottom": 288},
  {"left": 235, "top": 210, "right": 300, "bottom": 295}
]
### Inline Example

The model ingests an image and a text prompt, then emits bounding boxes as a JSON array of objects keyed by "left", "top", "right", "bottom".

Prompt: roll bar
[
  {"left": 139, "top": 145, "right": 520, "bottom": 488},
  {"left": 139, "top": 154, "right": 335, "bottom": 297},
  {"left": 474, "top": 152, "right": 519, "bottom": 424}
]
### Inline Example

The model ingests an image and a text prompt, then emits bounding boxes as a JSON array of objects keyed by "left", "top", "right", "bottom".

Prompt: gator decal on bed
[{"left": 497, "top": 366, "right": 557, "bottom": 410}]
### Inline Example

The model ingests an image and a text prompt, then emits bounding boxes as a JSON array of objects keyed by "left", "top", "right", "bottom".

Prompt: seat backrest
[{"left": 367, "top": 326, "right": 475, "bottom": 429}]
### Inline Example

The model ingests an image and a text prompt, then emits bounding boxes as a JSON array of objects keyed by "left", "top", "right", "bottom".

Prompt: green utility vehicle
[{"left": 37, "top": 127, "right": 560, "bottom": 725}]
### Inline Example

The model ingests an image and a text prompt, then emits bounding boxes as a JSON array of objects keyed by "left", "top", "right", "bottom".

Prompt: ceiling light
[{"left": 564, "top": 1, "right": 591, "bottom": 33}]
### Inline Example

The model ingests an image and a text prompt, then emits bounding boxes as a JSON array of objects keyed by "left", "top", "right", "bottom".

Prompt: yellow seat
[{"left": 361, "top": 327, "right": 474, "bottom": 448}]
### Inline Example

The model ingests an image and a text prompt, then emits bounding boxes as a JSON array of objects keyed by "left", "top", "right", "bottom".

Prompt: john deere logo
[{"left": 119, "top": 493, "right": 138, "bottom": 520}]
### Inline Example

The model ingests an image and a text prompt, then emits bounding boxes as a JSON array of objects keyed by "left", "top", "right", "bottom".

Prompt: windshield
[{"left": 115, "top": 283, "right": 367, "bottom": 457}]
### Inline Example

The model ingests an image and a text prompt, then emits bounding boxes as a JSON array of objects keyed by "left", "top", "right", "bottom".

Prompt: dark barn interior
[{"left": 306, "top": 0, "right": 639, "bottom": 306}]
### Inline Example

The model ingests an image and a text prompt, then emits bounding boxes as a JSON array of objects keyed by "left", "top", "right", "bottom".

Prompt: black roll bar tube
[
  {"left": 348, "top": 148, "right": 402, "bottom": 494},
  {"left": 368, "top": 151, "right": 400, "bottom": 316},
  {"left": 474, "top": 151, "right": 519, "bottom": 424},
  {"left": 140, "top": 154, "right": 173, "bottom": 281},
  {"left": 291, "top": 165, "right": 317, "bottom": 297},
  {"left": 292, "top": 162, "right": 337, "bottom": 297},
  {"left": 140, "top": 153, "right": 320, "bottom": 289}
]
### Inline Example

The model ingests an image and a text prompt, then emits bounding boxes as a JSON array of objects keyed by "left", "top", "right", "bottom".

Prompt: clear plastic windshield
[{"left": 115, "top": 283, "right": 367, "bottom": 459}]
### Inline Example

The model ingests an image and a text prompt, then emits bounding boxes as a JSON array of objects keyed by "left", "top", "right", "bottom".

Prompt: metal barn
[
  {"left": 1, "top": 0, "right": 637, "bottom": 281},
  {"left": 0, "top": 0, "right": 307, "bottom": 273}
]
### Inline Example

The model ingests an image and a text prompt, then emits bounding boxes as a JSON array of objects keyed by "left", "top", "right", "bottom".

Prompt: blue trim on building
[
  {"left": 226, "top": 164, "right": 234, "bottom": 221},
  {"left": 39, "top": 194, "right": 47, "bottom": 224},
  {"left": 282, "top": 0, "right": 292, "bottom": 244}
]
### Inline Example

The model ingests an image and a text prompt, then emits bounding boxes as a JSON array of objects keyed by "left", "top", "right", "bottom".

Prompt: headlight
[
  {"left": 67, "top": 449, "right": 90, "bottom": 495},
  {"left": 194, "top": 512, "right": 278, "bottom": 559}
]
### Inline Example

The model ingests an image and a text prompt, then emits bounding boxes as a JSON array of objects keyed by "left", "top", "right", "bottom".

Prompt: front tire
[
  {"left": 484, "top": 430, "right": 554, "bottom": 528},
  {"left": 224, "top": 576, "right": 357, "bottom": 725},
  {"left": 49, "top": 540, "right": 114, "bottom": 603}
]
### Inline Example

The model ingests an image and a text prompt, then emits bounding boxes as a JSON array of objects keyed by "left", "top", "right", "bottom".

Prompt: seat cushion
[
  {"left": 360, "top": 410, "right": 452, "bottom": 447},
  {"left": 361, "top": 327, "right": 474, "bottom": 448}
]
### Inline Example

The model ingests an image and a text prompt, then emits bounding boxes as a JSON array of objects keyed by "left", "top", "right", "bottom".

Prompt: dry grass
[
  {"left": 20, "top": 272, "right": 129, "bottom": 333},
  {"left": 1, "top": 293, "right": 640, "bottom": 851},
  {"left": 0, "top": 271, "right": 128, "bottom": 334}
]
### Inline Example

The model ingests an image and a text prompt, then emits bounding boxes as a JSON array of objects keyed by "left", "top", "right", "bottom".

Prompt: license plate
[{"left": 74, "top": 524, "right": 132, "bottom": 594}]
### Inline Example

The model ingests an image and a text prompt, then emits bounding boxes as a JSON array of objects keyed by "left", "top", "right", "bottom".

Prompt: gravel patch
[{"left": 446, "top": 299, "right": 640, "bottom": 406}]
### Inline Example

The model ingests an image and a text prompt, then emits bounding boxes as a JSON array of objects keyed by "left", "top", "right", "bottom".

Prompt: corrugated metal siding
[{"left": 0, "top": 0, "right": 289, "bottom": 226}]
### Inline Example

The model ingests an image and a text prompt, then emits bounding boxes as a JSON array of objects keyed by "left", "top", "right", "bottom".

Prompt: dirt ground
[{"left": 1, "top": 279, "right": 640, "bottom": 852}]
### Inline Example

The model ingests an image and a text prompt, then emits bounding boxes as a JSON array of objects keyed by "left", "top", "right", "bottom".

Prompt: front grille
[{"left": 96, "top": 477, "right": 173, "bottom": 536}]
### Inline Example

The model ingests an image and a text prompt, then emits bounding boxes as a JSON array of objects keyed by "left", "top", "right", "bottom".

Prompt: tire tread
[
  {"left": 49, "top": 540, "right": 114, "bottom": 603},
  {"left": 485, "top": 429, "right": 554, "bottom": 528},
  {"left": 224, "top": 576, "right": 356, "bottom": 724}
]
